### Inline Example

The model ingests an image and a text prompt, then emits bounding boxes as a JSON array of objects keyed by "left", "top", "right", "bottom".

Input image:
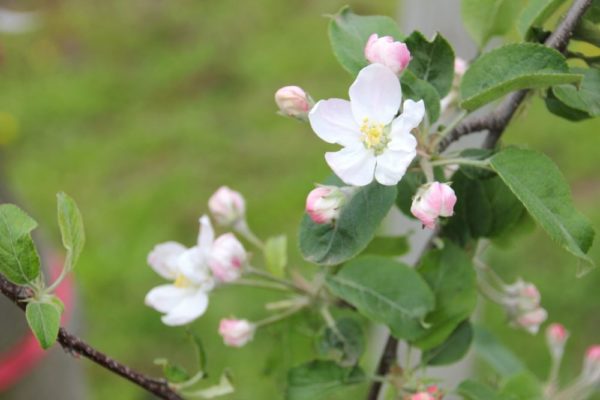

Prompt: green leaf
[
  {"left": 553, "top": 68, "right": 600, "bottom": 117},
  {"left": 500, "top": 372, "right": 543, "bottom": 400},
  {"left": 401, "top": 70, "right": 441, "bottom": 123},
  {"left": 187, "top": 330, "right": 208, "bottom": 371},
  {"left": 286, "top": 360, "right": 364, "bottom": 400},
  {"left": 317, "top": 317, "right": 365, "bottom": 367},
  {"left": 584, "top": 0, "right": 600, "bottom": 23},
  {"left": 490, "top": 148, "right": 595, "bottom": 269},
  {"left": 56, "top": 192, "right": 85, "bottom": 271},
  {"left": 461, "top": 0, "right": 522, "bottom": 48},
  {"left": 328, "top": 6, "right": 403, "bottom": 76},
  {"left": 457, "top": 380, "right": 502, "bottom": 400},
  {"left": 473, "top": 326, "right": 526, "bottom": 377},
  {"left": 264, "top": 235, "right": 287, "bottom": 277},
  {"left": 460, "top": 43, "right": 582, "bottom": 111},
  {"left": 326, "top": 256, "right": 435, "bottom": 340},
  {"left": 395, "top": 170, "right": 426, "bottom": 218},
  {"left": 405, "top": 31, "right": 455, "bottom": 97},
  {"left": 574, "top": 18, "right": 600, "bottom": 47},
  {"left": 26, "top": 299, "right": 62, "bottom": 350},
  {"left": 413, "top": 242, "right": 477, "bottom": 350},
  {"left": 545, "top": 90, "right": 592, "bottom": 122},
  {"left": 422, "top": 320, "right": 473, "bottom": 366},
  {"left": 362, "top": 236, "right": 408, "bottom": 257},
  {"left": 0, "top": 204, "right": 41, "bottom": 285},
  {"left": 299, "top": 181, "right": 397, "bottom": 266},
  {"left": 517, "top": 0, "right": 566, "bottom": 39},
  {"left": 154, "top": 358, "right": 191, "bottom": 383}
]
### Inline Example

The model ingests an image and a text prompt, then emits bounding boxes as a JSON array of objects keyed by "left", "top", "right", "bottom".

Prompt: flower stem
[
  {"left": 229, "top": 279, "right": 291, "bottom": 292},
  {"left": 246, "top": 266, "right": 304, "bottom": 293},
  {"left": 432, "top": 110, "right": 467, "bottom": 149},
  {"left": 430, "top": 157, "right": 492, "bottom": 169},
  {"left": 234, "top": 220, "right": 265, "bottom": 250},
  {"left": 254, "top": 303, "right": 306, "bottom": 328}
]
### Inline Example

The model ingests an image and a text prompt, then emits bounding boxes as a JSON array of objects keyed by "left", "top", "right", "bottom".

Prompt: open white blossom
[
  {"left": 309, "top": 63, "right": 424, "bottom": 186},
  {"left": 145, "top": 216, "right": 216, "bottom": 326}
]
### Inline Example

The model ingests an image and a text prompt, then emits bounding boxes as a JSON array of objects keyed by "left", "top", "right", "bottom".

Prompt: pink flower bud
[
  {"left": 546, "top": 323, "right": 569, "bottom": 358},
  {"left": 208, "top": 186, "right": 246, "bottom": 227},
  {"left": 275, "top": 86, "right": 311, "bottom": 119},
  {"left": 454, "top": 57, "right": 468, "bottom": 78},
  {"left": 410, "top": 182, "right": 457, "bottom": 229},
  {"left": 516, "top": 308, "right": 547, "bottom": 334},
  {"left": 209, "top": 233, "right": 247, "bottom": 283},
  {"left": 364, "top": 33, "right": 411, "bottom": 75},
  {"left": 305, "top": 186, "right": 347, "bottom": 224},
  {"left": 505, "top": 279, "right": 541, "bottom": 311},
  {"left": 218, "top": 318, "right": 255, "bottom": 348},
  {"left": 581, "top": 345, "right": 600, "bottom": 384},
  {"left": 426, "top": 385, "right": 442, "bottom": 399},
  {"left": 410, "top": 392, "right": 435, "bottom": 400}
]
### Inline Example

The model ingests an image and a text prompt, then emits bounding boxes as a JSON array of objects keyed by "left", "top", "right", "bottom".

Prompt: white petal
[
  {"left": 387, "top": 130, "right": 418, "bottom": 152},
  {"left": 145, "top": 284, "right": 192, "bottom": 313},
  {"left": 161, "top": 290, "right": 209, "bottom": 326},
  {"left": 325, "top": 145, "right": 376, "bottom": 186},
  {"left": 178, "top": 247, "right": 215, "bottom": 291},
  {"left": 349, "top": 64, "right": 402, "bottom": 125},
  {"left": 374, "top": 149, "right": 417, "bottom": 186},
  {"left": 197, "top": 215, "right": 214, "bottom": 254},
  {"left": 147, "top": 241, "right": 186, "bottom": 280},
  {"left": 390, "top": 99, "right": 425, "bottom": 137},
  {"left": 309, "top": 99, "right": 362, "bottom": 147}
]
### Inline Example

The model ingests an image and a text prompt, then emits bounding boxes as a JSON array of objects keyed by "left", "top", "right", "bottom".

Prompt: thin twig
[{"left": 0, "top": 274, "right": 183, "bottom": 400}]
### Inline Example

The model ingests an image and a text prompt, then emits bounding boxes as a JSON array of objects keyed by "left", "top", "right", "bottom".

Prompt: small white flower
[
  {"left": 145, "top": 216, "right": 216, "bottom": 326},
  {"left": 309, "top": 63, "right": 423, "bottom": 186}
]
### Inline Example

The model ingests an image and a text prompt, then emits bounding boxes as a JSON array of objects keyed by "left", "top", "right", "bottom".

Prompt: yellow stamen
[
  {"left": 174, "top": 274, "right": 192, "bottom": 288},
  {"left": 360, "top": 118, "right": 386, "bottom": 150}
]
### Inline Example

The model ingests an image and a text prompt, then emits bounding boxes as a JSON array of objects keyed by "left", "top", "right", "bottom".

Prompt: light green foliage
[
  {"left": 405, "top": 32, "right": 455, "bottom": 97},
  {"left": 553, "top": 68, "right": 600, "bottom": 117},
  {"left": 154, "top": 358, "right": 191, "bottom": 383},
  {"left": 421, "top": 320, "right": 473, "bottom": 366},
  {"left": 413, "top": 242, "right": 477, "bottom": 350},
  {"left": 328, "top": 6, "right": 403, "bottom": 76},
  {"left": 362, "top": 236, "right": 408, "bottom": 257},
  {"left": 461, "top": 0, "right": 522, "bottom": 48},
  {"left": 500, "top": 372, "right": 543, "bottom": 400},
  {"left": 460, "top": 44, "right": 582, "bottom": 110},
  {"left": 0, "top": 204, "right": 41, "bottom": 285},
  {"left": 401, "top": 70, "right": 441, "bottom": 123},
  {"left": 299, "top": 181, "right": 397, "bottom": 266},
  {"left": 473, "top": 326, "right": 526, "bottom": 377},
  {"left": 286, "top": 360, "right": 364, "bottom": 400},
  {"left": 326, "top": 256, "right": 435, "bottom": 340},
  {"left": 491, "top": 148, "right": 595, "bottom": 269},
  {"left": 458, "top": 380, "right": 502, "bottom": 400},
  {"left": 518, "top": 0, "right": 566, "bottom": 39},
  {"left": 264, "top": 235, "right": 287, "bottom": 277},
  {"left": 57, "top": 192, "right": 85, "bottom": 271},
  {"left": 26, "top": 299, "right": 62, "bottom": 350},
  {"left": 317, "top": 317, "right": 365, "bottom": 367}
]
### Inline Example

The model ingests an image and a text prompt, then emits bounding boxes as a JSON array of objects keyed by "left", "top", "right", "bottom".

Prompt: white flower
[
  {"left": 309, "top": 63, "right": 423, "bottom": 186},
  {"left": 145, "top": 216, "right": 216, "bottom": 326}
]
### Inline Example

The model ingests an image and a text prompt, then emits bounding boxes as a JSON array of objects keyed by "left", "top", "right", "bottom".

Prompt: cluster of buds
[
  {"left": 503, "top": 279, "right": 547, "bottom": 334},
  {"left": 364, "top": 33, "right": 411, "bottom": 75},
  {"left": 275, "top": 86, "right": 313, "bottom": 120},
  {"left": 305, "top": 185, "right": 354, "bottom": 225},
  {"left": 410, "top": 182, "right": 457, "bottom": 229},
  {"left": 408, "top": 385, "right": 443, "bottom": 400},
  {"left": 218, "top": 318, "right": 256, "bottom": 348}
]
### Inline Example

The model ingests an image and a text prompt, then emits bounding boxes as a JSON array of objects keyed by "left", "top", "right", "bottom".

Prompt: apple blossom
[
  {"left": 581, "top": 345, "right": 600, "bottom": 384},
  {"left": 309, "top": 63, "right": 423, "bottom": 186},
  {"left": 364, "top": 33, "right": 411, "bottom": 75},
  {"left": 209, "top": 233, "right": 247, "bottom": 282},
  {"left": 410, "top": 182, "right": 457, "bottom": 229},
  {"left": 515, "top": 308, "right": 548, "bottom": 335},
  {"left": 218, "top": 318, "right": 255, "bottom": 348},
  {"left": 208, "top": 186, "right": 246, "bottom": 227},
  {"left": 546, "top": 323, "right": 569, "bottom": 358},
  {"left": 305, "top": 185, "right": 348, "bottom": 224},
  {"left": 410, "top": 392, "right": 435, "bottom": 400},
  {"left": 275, "top": 86, "right": 312, "bottom": 119}
]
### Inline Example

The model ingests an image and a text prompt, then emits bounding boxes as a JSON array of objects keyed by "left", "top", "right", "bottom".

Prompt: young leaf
[
  {"left": 56, "top": 192, "right": 85, "bottom": 271},
  {"left": 473, "top": 326, "right": 526, "bottom": 377},
  {"left": 264, "top": 235, "right": 287, "bottom": 277},
  {"left": 184, "top": 372, "right": 234, "bottom": 399},
  {"left": 328, "top": 6, "right": 403, "bottom": 76},
  {"left": 412, "top": 242, "right": 477, "bottom": 350},
  {"left": 154, "top": 358, "right": 191, "bottom": 383},
  {"left": 421, "top": 320, "right": 473, "bottom": 366},
  {"left": 517, "top": 0, "right": 566, "bottom": 39},
  {"left": 0, "top": 204, "right": 41, "bottom": 285},
  {"left": 401, "top": 70, "right": 441, "bottom": 123},
  {"left": 461, "top": 0, "right": 522, "bottom": 48},
  {"left": 26, "top": 299, "right": 62, "bottom": 350},
  {"left": 553, "top": 68, "right": 600, "bottom": 117},
  {"left": 460, "top": 44, "right": 582, "bottom": 111},
  {"left": 405, "top": 31, "right": 455, "bottom": 97},
  {"left": 299, "top": 181, "right": 397, "bottom": 266},
  {"left": 458, "top": 380, "right": 502, "bottom": 400},
  {"left": 490, "top": 148, "right": 595, "bottom": 269},
  {"left": 500, "top": 372, "right": 543, "bottom": 400},
  {"left": 317, "top": 317, "right": 365, "bottom": 367},
  {"left": 545, "top": 90, "right": 592, "bottom": 122},
  {"left": 326, "top": 256, "right": 435, "bottom": 340},
  {"left": 286, "top": 360, "right": 364, "bottom": 400}
]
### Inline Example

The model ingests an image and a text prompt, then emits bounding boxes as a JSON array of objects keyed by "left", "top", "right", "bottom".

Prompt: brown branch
[
  {"left": 437, "top": 0, "right": 593, "bottom": 153},
  {"left": 0, "top": 274, "right": 183, "bottom": 400},
  {"left": 366, "top": 334, "right": 398, "bottom": 400}
]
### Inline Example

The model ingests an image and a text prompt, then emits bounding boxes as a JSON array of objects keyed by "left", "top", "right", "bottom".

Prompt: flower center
[
  {"left": 174, "top": 273, "right": 192, "bottom": 288},
  {"left": 360, "top": 118, "right": 389, "bottom": 154}
]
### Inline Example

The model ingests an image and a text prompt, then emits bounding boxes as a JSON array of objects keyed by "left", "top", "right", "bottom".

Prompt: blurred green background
[{"left": 0, "top": 0, "right": 597, "bottom": 399}]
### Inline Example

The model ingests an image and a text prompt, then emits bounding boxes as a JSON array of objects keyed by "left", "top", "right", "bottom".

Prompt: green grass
[{"left": 0, "top": 1, "right": 598, "bottom": 399}]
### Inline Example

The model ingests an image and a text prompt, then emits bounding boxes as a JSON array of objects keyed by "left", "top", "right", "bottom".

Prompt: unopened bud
[
  {"left": 410, "top": 182, "right": 456, "bottom": 229},
  {"left": 410, "top": 392, "right": 435, "bottom": 400},
  {"left": 515, "top": 308, "right": 547, "bottom": 335},
  {"left": 581, "top": 345, "right": 600, "bottom": 384},
  {"left": 305, "top": 186, "right": 348, "bottom": 224},
  {"left": 218, "top": 318, "right": 255, "bottom": 348},
  {"left": 209, "top": 233, "right": 247, "bottom": 283},
  {"left": 364, "top": 33, "right": 411, "bottom": 75},
  {"left": 275, "top": 86, "right": 312, "bottom": 119},
  {"left": 208, "top": 186, "right": 246, "bottom": 227},
  {"left": 546, "top": 323, "right": 569, "bottom": 358}
]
